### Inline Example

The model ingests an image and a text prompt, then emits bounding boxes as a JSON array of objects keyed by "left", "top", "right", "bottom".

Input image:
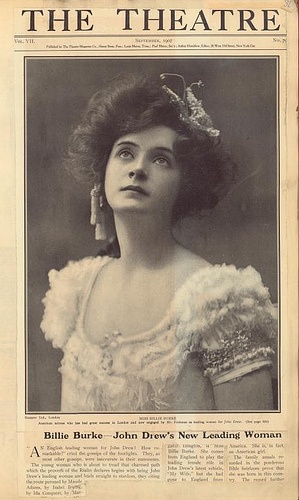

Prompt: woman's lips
[{"left": 120, "top": 185, "right": 148, "bottom": 195}]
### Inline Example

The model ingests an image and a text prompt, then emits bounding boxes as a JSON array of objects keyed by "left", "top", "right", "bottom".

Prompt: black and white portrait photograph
[{"left": 26, "top": 57, "right": 278, "bottom": 413}]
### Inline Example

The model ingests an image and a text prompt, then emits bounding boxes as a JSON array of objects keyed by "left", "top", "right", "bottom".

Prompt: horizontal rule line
[{"left": 14, "top": 33, "right": 287, "bottom": 38}]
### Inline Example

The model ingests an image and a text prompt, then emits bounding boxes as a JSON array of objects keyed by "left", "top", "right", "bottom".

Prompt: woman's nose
[{"left": 128, "top": 167, "right": 148, "bottom": 181}]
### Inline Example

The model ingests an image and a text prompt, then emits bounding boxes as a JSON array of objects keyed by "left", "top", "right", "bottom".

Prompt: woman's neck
[{"left": 114, "top": 212, "right": 177, "bottom": 270}]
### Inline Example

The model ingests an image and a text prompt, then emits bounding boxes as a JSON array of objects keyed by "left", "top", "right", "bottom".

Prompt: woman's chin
[
  {"left": 108, "top": 193, "right": 150, "bottom": 211},
  {"left": 111, "top": 201, "right": 149, "bottom": 215}
]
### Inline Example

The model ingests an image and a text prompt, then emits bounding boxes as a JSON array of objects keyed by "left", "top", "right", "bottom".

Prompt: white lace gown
[{"left": 41, "top": 256, "right": 277, "bottom": 412}]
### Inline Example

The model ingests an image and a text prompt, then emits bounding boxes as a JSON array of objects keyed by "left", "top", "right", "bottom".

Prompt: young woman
[{"left": 41, "top": 75, "right": 277, "bottom": 412}]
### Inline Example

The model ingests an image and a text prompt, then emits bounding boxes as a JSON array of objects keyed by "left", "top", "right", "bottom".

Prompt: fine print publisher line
[{"left": 14, "top": 49, "right": 288, "bottom": 53}]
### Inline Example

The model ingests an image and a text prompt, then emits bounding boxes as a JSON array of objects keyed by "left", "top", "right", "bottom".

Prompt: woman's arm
[{"left": 213, "top": 368, "right": 274, "bottom": 410}]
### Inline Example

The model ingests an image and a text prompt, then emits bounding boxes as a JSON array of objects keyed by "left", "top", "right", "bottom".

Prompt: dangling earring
[{"left": 90, "top": 183, "right": 107, "bottom": 240}]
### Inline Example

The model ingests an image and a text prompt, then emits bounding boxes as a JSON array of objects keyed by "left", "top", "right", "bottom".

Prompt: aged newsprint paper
[{"left": 0, "top": 0, "right": 298, "bottom": 498}]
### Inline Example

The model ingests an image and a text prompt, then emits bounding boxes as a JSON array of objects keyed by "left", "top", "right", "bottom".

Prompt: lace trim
[{"left": 41, "top": 258, "right": 277, "bottom": 410}]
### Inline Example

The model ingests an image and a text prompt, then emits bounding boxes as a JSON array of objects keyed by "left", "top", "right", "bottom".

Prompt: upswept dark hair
[{"left": 66, "top": 74, "right": 236, "bottom": 220}]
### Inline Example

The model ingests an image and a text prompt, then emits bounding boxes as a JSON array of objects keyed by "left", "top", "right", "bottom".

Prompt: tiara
[{"left": 160, "top": 73, "right": 220, "bottom": 138}]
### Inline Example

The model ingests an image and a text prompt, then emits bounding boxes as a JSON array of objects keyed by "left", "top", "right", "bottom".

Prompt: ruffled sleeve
[
  {"left": 40, "top": 256, "right": 105, "bottom": 349},
  {"left": 175, "top": 265, "right": 277, "bottom": 386}
]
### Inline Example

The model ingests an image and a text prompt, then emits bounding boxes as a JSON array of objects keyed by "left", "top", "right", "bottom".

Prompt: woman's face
[{"left": 104, "top": 126, "right": 181, "bottom": 221}]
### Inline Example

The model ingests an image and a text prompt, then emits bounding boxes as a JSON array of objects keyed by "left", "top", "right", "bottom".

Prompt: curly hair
[{"left": 65, "top": 75, "right": 236, "bottom": 220}]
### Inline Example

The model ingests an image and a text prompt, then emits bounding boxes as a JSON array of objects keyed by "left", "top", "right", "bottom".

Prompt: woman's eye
[
  {"left": 154, "top": 156, "right": 170, "bottom": 167},
  {"left": 119, "top": 150, "right": 133, "bottom": 159}
]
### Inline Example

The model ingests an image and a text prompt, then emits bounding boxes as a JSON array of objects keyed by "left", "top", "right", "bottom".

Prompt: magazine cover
[{"left": 0, "top": 0, "right": 298, "bottom": 498}]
